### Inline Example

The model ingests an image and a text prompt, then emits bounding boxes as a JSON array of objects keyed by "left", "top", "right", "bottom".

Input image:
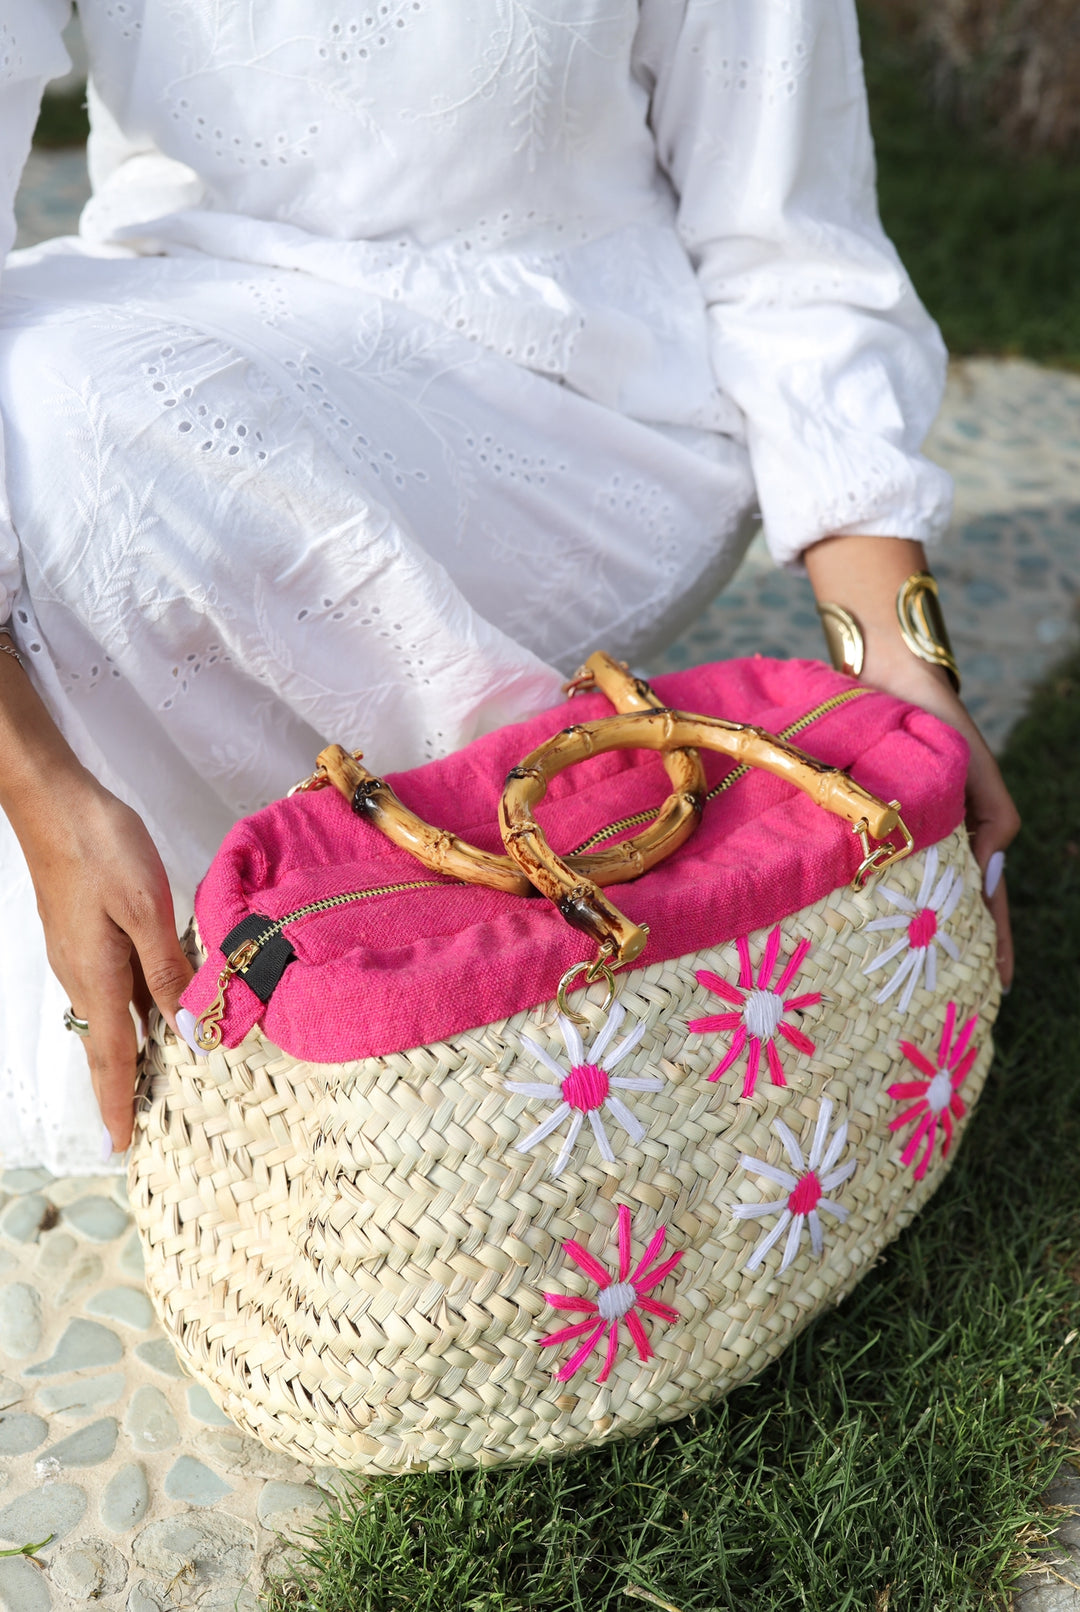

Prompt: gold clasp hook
[
  {"left": 850, "top": 802, "right": 913, "bottom": 891},
  {"left": 555, "top": 939, "right": 624, "bottom": 1025}
]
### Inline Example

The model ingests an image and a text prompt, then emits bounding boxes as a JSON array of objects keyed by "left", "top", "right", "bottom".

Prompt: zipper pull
[{"left": 193, "top": 938, "right": 260, "bottom": 1052}]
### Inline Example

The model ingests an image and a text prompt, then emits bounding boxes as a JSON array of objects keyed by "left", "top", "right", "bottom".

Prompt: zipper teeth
[
  {"left": 568, "top": 686, "right": 871, "bottom": 854},
  {"left": 232, "top": 686, "right": 872, "bottom": 961},
  {"left": 244, "top": 879, "right": 453, "bottom": 953}
]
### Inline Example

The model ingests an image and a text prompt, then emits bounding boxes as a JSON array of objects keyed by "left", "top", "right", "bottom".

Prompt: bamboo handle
[
  {"left": 499, "top": 709, "right": 904, "bottom": 965},
  {"left": 316, "top": 653, "right": 707, "bottom": 896}
]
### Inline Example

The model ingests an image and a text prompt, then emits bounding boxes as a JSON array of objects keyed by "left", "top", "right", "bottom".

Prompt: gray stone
[
  {"left": 34, "top": 1233, "right": 77, "bottom": 1282},
  {"left": 48, "top": 1536, "right": 127, "bottom": 1601},
  {"left": 256, "top": 1481, "right": 326, "bottom": 1535},
  {"left": 0, "top": 1414, "right": 48, "bottom": 1456},
  {"left": 36, "top": 1373, "right": 125, "bottom": 1422},
  {"left": 0, "top": 1556, "right": 51, "bottom": 1612},
  {"left": 1047, "top": 1476, "right": 1080, "bottom": 1550},
  {"left": 41, "top": 1179, "right": 97, "bottom": 1209},
  {"left": 85, "top": 1286, "right": 154, "bottom": 1330},
  {"left": 0, "top": 1483, "right": 87, "bottom": 1548},
  {"left": 0, "top": 1195, "right": 54, "bottom": 1244},
  {"left": 132, "top": 1513, "right": 254, "bottom": 1581},
  {"left": 0, "top": 1285, "right": 42, "bottom": 1359},
  {"left": 133, "top": 1339, "right": 186, "bottom": 1381},
  {"left": 122, "top": 1386, "right": 178, "bottom": 1454},
  {"left": 0, "top": 1472, "right": 7, "bottom": 1495},
  {"left": 1, "top": 1171, "right": 53, "bottom": 1197},
  {"left": 23, "top": 1320, "right": 122, "bottom": 1377},
  {"left": 99, "top": 1463, "right": 148, "bottom": 1534},
  {"left": 186, "top": 1385, "right": 232, "bottom": 1427},
  {"left": 53, "top": 1254, "right": 104, "bottom": 1309},
  {"left": 118, "top": 1233, "right": 145, "bottom": 1281},
  {"left": 161, "top": 1456, "right": 233, "bottom": 1507},
  {"left": 60, "top": 1197, "right": 129, "bottom": 1243},
  {"left": 200, "top": 1585, "right": 260, "bottom": 1612},
  {"left": 112, "top": 1176, "right": 130, "bottom": 1209},
  {"left": 127, "top": 1582, "right": 169, "bottom": 1612},
  {"left": 0, "top": 1381, "right": 20, "bottom": 1413},
  {"left": 35, "top": 1418, "right": 118, "bottom": 1471},
  {"left": 193, "top": 1426, "right": 298, "bottom": 1480}
]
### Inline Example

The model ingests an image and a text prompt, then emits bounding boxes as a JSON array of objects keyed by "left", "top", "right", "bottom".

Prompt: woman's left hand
[
  {"left": 804, "top": 533, "right": 1021, "bottom": 989},
  {"left": 858, "top": 658, "right": 1020, "bottom": 990}
]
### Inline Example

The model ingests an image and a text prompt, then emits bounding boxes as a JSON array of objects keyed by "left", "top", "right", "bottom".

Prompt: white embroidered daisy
[
  {"left": 862, "top": 844, "right": 964, "bottom": 1014},
  {"left": 732, "top": 1097, "right": 857, "bottom": 1275},
  {"left": 509, "top": 1001, "right": 663, "bottom": 1178}
]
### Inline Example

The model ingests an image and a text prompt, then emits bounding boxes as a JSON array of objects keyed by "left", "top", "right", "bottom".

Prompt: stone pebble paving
[
  {"left": 0, "top": 1168, "right": 333, "bottom": 1610},
  {"left": 6, "top": 146, "right": 1080, "bottom": 1610}
]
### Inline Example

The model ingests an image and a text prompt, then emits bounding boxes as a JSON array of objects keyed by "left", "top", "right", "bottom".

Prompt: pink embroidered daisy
[
  {"left": 688, "top": 925, "right": 821, "bottom": 1098},
  {"left": 732, "top": 1097, "right": 856, "bottom": 1274},
  {"left": 540, "top": 1204, "right": 683, "bottom": 1383},
  {"left": 511, "top": 1001, "right": 662, "bottom": 1178},
  {"left": 863, "top": 845, "right": 965, "bottom": 1014},
  {"left": 888, "top": 1002, "right": 978, "bottom": 1181}
]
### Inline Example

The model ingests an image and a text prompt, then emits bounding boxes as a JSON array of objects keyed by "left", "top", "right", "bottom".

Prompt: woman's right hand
[
  {"left": 0, "top": 639, "right": 192, "bottom": 1154},
  {"left": 18, "top": 778, "right": 193, "bottom": 1154}
]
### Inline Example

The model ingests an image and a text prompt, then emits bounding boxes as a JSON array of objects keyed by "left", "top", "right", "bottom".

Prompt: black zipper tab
[{"left": 219, "top": 912, "right": 297, "bottom": 1005}]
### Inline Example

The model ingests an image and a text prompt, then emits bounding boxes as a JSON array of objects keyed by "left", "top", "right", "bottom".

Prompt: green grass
[
  {"left": 264, "top": 664, "right": 1080, "bottom": 1611},
  {"left": 860, "top": 7, "right": 1080, "bottom": 367}
]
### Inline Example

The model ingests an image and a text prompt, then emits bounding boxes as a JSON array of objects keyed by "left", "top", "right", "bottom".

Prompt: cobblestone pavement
[{"left": 3, "top": 150, "right": 1078, "bottom": 1611}]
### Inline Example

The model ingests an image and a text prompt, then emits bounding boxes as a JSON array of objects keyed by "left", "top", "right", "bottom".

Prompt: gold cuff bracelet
[
  {"left": 817, "top": 571, "right": 961, "bottom": 694},
  {"left": 895, "top": 571, "right": 960, "bottom": 692}
]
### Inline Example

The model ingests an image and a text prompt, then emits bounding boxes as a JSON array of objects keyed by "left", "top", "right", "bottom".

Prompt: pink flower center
[
  {"left": 562, "top": 1063, "right": 610, "bottom": 1113},
  {"left": 908, "top": 907, "right": 937, "bottom": 948},
  {"left": 788, "top": 1171, "right": 823, "bottom": 1216}
]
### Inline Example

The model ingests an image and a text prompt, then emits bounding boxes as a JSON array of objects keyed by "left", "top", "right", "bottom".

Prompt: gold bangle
[
  {"left": 817, "top": 602, "right": 865, "bottom": 679},
  {"left": 896, "top": 572, "right": 960, "bottom": 693}
]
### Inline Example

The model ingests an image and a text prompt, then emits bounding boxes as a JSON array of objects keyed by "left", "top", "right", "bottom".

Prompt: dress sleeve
[
  {"left": 0, "top": 0, "right": 72, "bottom": 625},
  {"left": 636, "top": 0, "right": 952, "bottom": 568}
]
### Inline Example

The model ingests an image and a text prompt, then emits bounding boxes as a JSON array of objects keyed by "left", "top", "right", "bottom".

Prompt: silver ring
[{"left": 63, "top": 1007, "right": 91, "bottom": 1038}]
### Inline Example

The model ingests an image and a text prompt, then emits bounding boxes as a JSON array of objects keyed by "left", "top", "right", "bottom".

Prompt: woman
[{"left": 0, "top": 0, "right": 1018, "bottom": 1173}]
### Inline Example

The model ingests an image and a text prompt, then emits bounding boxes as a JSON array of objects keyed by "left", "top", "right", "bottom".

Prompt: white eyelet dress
[{"left": 0, "top": 0, "right": 952, "bottom": 1171}]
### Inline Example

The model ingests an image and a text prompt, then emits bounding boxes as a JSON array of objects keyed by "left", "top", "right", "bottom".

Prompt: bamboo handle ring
[
  {"left": 316, "top": 653, "right": 707, "bottom": 898},
  {"left": 499, "top": 710, "right": 903, "bottom": 966}
]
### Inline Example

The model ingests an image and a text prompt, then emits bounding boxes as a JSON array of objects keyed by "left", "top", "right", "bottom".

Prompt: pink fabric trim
[{"left": 181, "top": 657, "right": 969, "bottom": 1062}]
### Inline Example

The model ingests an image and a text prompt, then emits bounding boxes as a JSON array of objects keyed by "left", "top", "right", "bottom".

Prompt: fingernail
[
  {"left": 100, "top": 1124, "right": 115, "bottom": 1163},
  {"left": 984, "top": 850, "right": 1005, "bottom": 899},
  {"left": 176, "top": 1007, "right": 208, "bottom": 1059}
]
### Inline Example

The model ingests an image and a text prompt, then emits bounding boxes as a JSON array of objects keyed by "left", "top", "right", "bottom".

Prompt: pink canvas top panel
[{"left": 180, "top": 658, "right": 969, "bottom": 1062}]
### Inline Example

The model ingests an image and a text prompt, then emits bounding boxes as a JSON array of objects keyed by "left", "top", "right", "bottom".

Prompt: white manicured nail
[
  {"left": 984, "top": 850, "right": 1006, "bottom": 899},
  {"left": 176, "top": 1007, "right": 208, "bottom": 1059},
  {"left": 100, "top": 1125, "right": 115, "bottom": 1163}
]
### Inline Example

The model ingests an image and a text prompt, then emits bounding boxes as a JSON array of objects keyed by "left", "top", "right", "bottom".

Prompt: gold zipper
[
  {"left": 192, "top": 685, "right": 870, "bottom": 1050},
  {"left": 568, "top": 684, "right": 871, "bottom": 853},
  {"left": 193, "top": 878, "right": 451, "bottom": 1051}
]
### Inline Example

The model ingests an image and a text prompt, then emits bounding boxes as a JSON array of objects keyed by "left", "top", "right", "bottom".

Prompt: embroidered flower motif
[
  {"left": 888, "top": 1002, "right": 977, "bottom": 1181},
  {"left": 863, "top": 845, "right": 964, "bottom": 1014},
  {"left": 733, "top": 1098, "right": 857, "bottom": 1274},
  {"left": 510, "top": 1001, "right": 662, "bottom": 1178},
  {"left": 540, "top": 1204, "right": 683, "bottom": 1383},
  {"left": 688, "top": 926, "right": 821, "bottom": 1098}
]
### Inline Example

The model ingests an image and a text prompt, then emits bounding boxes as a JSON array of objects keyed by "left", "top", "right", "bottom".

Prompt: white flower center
[
  {"left": 597, "top": 1281, "right": 637, "bottom": 1321},
  {"left": 742, "top": 988, "right": 784, "bottom": 1041},
  {"left": 926, "top": 1070, "right": 953, "bottom": 1114}
]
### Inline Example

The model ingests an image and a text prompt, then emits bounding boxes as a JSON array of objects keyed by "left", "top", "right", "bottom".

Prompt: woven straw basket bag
[{"left": 131, "top": 654, "right": 1000, "bottom": 1474}]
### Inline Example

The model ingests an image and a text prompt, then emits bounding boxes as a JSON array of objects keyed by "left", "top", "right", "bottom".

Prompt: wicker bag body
[{"left": 131, "top": 657, "right": 999, "bottom": 1473}]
